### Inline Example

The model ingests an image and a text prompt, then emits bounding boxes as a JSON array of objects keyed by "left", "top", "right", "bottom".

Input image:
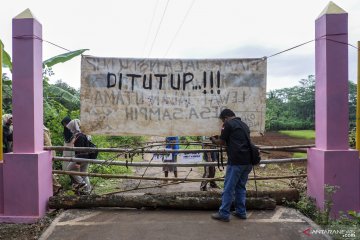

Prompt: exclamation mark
[
  {"left": 203, "top": 71, "right": 207, "bottom": 94},
  {"left": 210, "top": 71, "right": 214, "bottom": 94},
  {"left": 217, "top": 71, "right": 220, "bottom": 94}
]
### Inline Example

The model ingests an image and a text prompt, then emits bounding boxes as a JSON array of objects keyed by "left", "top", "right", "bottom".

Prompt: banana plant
[
  {"left": 1, "top": 39, "right": 88, "bottom": 111},
  {"left": 43, "top": 49, "right": 88, "bottom": 68},
  {"left": 1, "top": 40, "right": 12, "bottom": 70},
  {"left": 1, "top": 39, "right": 88, "bottom": 72}
]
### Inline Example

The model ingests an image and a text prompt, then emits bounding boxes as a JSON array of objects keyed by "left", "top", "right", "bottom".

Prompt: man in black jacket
[{"left": 210, "top": 109, "right": 253, "bottom": 222}]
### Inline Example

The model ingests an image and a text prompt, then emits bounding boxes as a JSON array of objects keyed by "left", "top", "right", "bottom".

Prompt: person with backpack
[
  {"left": 210, "top": 109, "right": 253, "bottom": 222},
  {"left": 2, "top": 114, "right": 13, "bottom": 153},
  {"left": 200, "top": 137, "right": 219, "bottom": 191},
  {"left": 61, "top": 116, "right": 75, "bottom": 171},
  {"left": 163, "top": 136, "right": 179, "bottom": 183},
  {"left": 66, "top": 119, "right": 92, "bottom": 195}
]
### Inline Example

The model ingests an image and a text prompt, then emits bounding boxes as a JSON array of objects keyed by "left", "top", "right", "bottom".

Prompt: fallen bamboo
[
  {"left": 260, "top": 144, "right": 314, "bottom": 150},
  {"left": 48, "top": 192, "right": 277, "bottom": 210},
  {"left": 259, "top": 158, "right": 307, "bottom": 164},
  {"left": 45, "top": 144, "right": 314, "bottom": 153},
  {"left": 53, "top": 156, "right": 307, "bottom": 166},
  {"left": 46, "top": 146, "right": 220, "bottom": 153},
  {"left": 53, "top": 157, "right": 223, "bottom": 167},
  {"left": 53, "top": 170, "right": 307, "bottom": 181}
]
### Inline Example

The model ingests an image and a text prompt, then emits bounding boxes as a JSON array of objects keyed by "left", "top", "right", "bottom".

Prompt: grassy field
[
  {"left": 293, "top": 152, "right": 307, "bottom": 158},
  {"left": 279, "top": 130, "right": 315, "bottom": 139}
]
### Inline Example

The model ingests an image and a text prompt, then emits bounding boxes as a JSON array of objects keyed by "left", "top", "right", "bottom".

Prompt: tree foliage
[
  {"left": 266, "top": 75, "right": 356, "bottom": 131},
  {"left": 0, "top": 40, "right": 12, "bottom": 70},
  {"left": 266, "top": 75, "right": 315, "bottom": 130}
]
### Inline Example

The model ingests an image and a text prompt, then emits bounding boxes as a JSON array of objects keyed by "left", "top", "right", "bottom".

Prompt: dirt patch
[
  {"left": 253, "top": 131, "right": 314, "bottom": 159},
  {"left": 0, "top": 210, "right": 62, "bottom": 240},
  {"left": 248, "top": 131, "right": 314, "bottom": 192}
]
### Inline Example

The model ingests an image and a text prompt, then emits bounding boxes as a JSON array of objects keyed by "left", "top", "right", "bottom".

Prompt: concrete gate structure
[
  {"left": 0, "top": 9, "right": 53, "bottom": 223},
  {"left": 307, "top": 2, "right": 360, "bottom": 216},
  {"left": 0, "top": 2, "right": 359, "bottom": 223}
]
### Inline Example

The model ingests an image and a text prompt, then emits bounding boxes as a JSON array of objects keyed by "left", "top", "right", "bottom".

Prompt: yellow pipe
[
  {"left": 0, "top": 43, "right": 3, "bottom": 161},
  {"left": 356, "top": 41, "right": 360, "bottom": 152}
]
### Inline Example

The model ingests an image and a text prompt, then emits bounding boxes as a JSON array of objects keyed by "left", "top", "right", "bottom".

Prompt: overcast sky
[{"left": 1, "top": 0, "right": 359, "bottom": 90}]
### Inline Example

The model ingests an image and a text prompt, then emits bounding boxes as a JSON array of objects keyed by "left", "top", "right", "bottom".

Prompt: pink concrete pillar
[
  {"left": 0, "top": 165, "right": 3, "bottom": 214},
  {"left": 307, "top": 2, "right": 360, "bottom": 217},
  {"left": 0, "top": 9, "right": 52, "bottom": 223}
]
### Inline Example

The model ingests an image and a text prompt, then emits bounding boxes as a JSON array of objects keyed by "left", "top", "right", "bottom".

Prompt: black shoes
[
  {"left": 211, "top": 213, "right": 230, "bottom": 222},
  {"left": 211, "top": 212, "right": 247, "bottom": 222},
  {"left": 231, "top": 211, "right": 247, "bottom": 219}
]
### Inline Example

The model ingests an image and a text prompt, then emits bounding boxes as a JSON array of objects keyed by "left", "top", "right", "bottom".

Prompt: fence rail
[
  {"left": 50, "top": 144, "right": 311, "bottom": 186},
  {"left": 53, "top": 170, "right": 307, "bottom": 181},
  {"left": 45, "top": 144, "right": 314, "bottom": 153},
  {"left": 53, "top": 156, "right": 307, "bottom": 167}
]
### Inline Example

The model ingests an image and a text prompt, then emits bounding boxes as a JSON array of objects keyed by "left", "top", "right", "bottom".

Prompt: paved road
[
  {"left": 40, "top": 138, "right": 331, "bottom": 240},
  {"left": 39, "top": 206, "right": 330, "bottom": 240}
]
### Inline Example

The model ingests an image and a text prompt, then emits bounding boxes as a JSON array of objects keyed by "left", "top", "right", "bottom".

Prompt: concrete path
[
  {"left": 39, "top": 206, "right": 330, "bottom": 240},
  {"left": 40, "top": 138, "right": 330, "bottom": 240}
]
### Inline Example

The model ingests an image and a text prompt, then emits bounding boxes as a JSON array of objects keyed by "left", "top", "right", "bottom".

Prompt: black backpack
[
  {"left": 248, "top": 142, "right": 261, "bottom": 165},
  {"left": 75, "top": 133, "right": 98, "bottom": 159},
  {"left": 236, "top": 119, "right": 261, "bottom": 165},
  {"left": 87, "top": 140, "right": 98, "bottom": 159}
]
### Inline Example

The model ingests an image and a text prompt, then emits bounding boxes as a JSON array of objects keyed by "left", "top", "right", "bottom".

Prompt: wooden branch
[
  {"left": 49, "top": 192, "right": 277, "bottom": 210},
  {"left": 53, "top": 170, "right": 306, "bottom": 181}
]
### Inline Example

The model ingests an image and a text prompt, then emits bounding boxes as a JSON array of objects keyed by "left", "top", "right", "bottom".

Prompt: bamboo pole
[
  {"left": 52, "top": 170, "right": 306, "bottom": 181},
  {"left": 45, "top": 144, "right": 315, "bottom": 153},
  {"left": 260, "top": 144, "right": 314, "bottom": 150},
  {"left": 53, "top": 156, "right": 307, "bottom": 166},
  {"left": 259, "top": 158, "right": 307, "bottom": 164},
  {"left": 45, "top": 146, "right": 221, "bottom": 153}
]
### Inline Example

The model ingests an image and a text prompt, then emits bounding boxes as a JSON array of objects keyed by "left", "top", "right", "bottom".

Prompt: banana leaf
[
  {"left": 43, "top": 49, "right": 89, "bottom": 68},
  {"left": 1, "top": 40, "right": 13, "bottom": 71},
  {"left": 45, "top": 85, "right": 80, "bottom": 104}
]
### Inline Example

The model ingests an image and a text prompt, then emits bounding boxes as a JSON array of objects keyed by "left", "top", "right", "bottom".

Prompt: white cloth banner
[{"left": 80, "top": 56, "right": 267, "bottom": 136}]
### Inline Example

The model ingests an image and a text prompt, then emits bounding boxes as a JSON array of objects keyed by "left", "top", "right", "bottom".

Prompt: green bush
[
  {"left": 349, "top": 128, "right": 356, "bottom": 148},
  {"left": 286, "top": 194, "right": 318, "bottom": 220},
  {"left": 266, "top": 119, "right": 314, "bottom": 131}
]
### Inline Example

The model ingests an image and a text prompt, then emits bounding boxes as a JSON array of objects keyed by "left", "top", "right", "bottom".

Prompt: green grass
[
  {"left": 293, "top": 152, "right": 307, "bottom": 158},
  {"left": 279, "top": 130, "right": 315, "bottom": 139}
]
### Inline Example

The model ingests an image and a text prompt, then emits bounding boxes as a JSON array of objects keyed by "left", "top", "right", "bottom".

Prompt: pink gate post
[
  {"left": 307, "top": 2, "right": 360, "bottom": 217},
  {"left": 0, "top": 9, "right": 53, "bottom": 223}
]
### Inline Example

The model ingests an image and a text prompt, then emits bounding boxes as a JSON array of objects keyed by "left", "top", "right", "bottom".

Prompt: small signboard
[
  {"left": 151, "top": 152, "right": 203, "bottom": 163},
  {"left": 178, "top": 153, "right": 203, "bottom": 163}
]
